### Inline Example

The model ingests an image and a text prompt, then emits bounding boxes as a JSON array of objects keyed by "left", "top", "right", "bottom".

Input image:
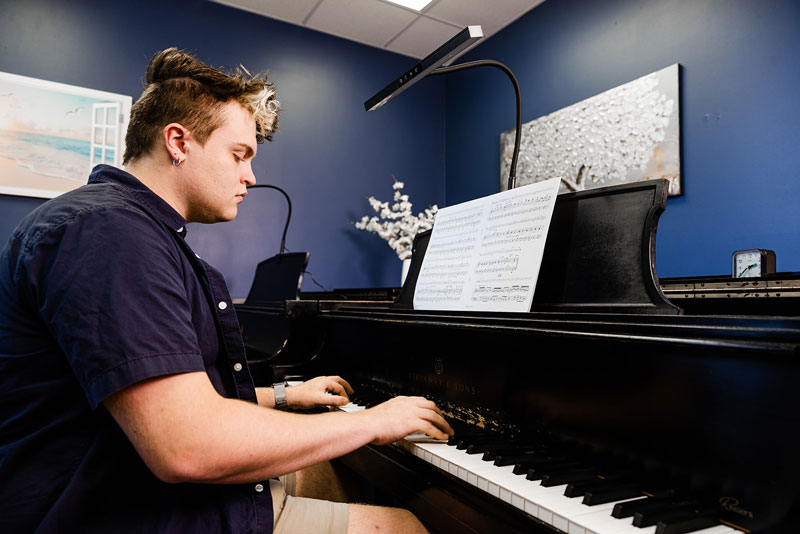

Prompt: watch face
[{"left": 735, "top": 250, "right": 762, "bottom": 278}]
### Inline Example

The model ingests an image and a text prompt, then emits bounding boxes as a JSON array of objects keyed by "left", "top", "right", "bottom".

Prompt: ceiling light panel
[
  {"left": 306, "top": 0, "right": 417, "bottom": 48},
  {"left": 385, "top": 0, "right": 433, "bottom": 11}
]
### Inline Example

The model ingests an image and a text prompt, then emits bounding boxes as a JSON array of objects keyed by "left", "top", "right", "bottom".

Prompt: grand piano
[{"left": 236, "top": 179, "right": 800, "bottom": 534}]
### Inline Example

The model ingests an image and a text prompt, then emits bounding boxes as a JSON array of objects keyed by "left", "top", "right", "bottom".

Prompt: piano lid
[{"left": 396, "top": 179, "right": 679, "bottom": 315}]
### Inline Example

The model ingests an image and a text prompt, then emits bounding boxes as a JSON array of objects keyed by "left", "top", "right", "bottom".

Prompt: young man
[{"left": 0, "top": 48, "right": 453, "bottom": 533}]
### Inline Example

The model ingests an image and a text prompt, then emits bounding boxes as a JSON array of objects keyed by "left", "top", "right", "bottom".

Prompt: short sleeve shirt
[{"left": 0, "top": 165, "right": 273, "bottom": 533}]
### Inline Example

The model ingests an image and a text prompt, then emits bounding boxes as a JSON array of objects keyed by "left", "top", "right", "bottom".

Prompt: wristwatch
[{"left": 273, "top": 382, "right": 288, "bottom": 410}]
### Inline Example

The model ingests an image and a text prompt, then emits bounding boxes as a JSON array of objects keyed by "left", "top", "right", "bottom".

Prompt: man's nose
[{"left": 243, "top": 162, "right": 256, "bottom": 186}]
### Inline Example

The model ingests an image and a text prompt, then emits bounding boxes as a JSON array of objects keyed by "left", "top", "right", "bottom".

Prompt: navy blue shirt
[{"left": 0, "top": 165, "right": 273, "bottom": 533}]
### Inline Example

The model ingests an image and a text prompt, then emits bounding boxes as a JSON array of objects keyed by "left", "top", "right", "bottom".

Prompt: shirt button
[
  {"left": 218, "top": 301, "right": 228, "bottom": 310},
  {"left": 254, "top": 483, "right": 264, "bottom": 493},
  {"left": 233, "top": 362, "right": 243, "bottom": 372}
]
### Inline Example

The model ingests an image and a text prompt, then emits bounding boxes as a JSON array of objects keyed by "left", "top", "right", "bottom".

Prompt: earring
[{"left": 172, "top": 157, "right": 182, "bottom": 167}]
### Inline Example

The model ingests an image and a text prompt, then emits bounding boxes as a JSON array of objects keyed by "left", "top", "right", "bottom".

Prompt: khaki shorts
[{"left": 270, "top": 473, "right": 349, "bottom": 534}]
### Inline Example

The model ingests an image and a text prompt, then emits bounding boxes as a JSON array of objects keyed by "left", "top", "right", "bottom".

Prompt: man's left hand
[{"left": 285, "top": 376, "right": 354, "bottom": 410}]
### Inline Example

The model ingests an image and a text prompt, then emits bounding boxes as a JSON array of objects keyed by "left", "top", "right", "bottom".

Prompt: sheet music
[{"left": 413, "top": 177, "right": 561, "bottom": 312}]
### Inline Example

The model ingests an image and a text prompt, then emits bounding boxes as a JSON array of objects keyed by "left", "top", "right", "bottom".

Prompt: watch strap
[{"left": 274, "top": 382, "right": 288, "bottom": 410}]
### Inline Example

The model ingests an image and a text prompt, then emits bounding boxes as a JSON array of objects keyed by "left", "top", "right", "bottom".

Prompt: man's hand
[
  {"left": 285, "top": 376, "right": 355, "bottom": 410},
  {"left": 362, "top": 396, "right": 454, "bottom": 445}
]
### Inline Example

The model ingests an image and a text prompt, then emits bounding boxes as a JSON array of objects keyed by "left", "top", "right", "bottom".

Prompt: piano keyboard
[{"left": 338, "top": 400, "right": 740, "bottom": 534}]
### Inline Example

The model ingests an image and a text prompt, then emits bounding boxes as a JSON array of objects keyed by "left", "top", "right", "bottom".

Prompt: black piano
[{"left": 236, "top": 179, "right": 800, "bottom": 534}]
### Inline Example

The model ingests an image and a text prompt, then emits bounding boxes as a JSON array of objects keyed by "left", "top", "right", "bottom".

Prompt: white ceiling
[{"left": 211, "top": 0, "right": 546, "bottom": 59}]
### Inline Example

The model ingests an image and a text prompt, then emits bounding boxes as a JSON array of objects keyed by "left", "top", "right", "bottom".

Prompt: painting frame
[{"left": 0, "top": 71, "right": 132, "bottom": 199}]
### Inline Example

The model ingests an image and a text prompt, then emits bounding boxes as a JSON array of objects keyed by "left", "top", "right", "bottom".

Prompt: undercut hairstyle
[{"left": 123, "top": 47, "right": 280, "bottom": 165}]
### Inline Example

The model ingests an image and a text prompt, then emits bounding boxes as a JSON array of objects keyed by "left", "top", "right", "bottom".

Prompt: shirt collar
[{"left": 88, "top": 164, "right": 189, "bottom": 238}]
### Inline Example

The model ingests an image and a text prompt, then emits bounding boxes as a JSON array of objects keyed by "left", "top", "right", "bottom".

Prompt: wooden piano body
[{"left": 236, "top": 180, "right": 800, "bottom": 534}]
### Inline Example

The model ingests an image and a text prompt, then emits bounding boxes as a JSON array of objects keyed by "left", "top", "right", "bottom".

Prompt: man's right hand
[{"left": 361, "top": 396, "right": 454, "bottom": 445}]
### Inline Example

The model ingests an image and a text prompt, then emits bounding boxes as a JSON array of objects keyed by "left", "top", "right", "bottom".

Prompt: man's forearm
[
  {"left": 187, "top": 398, "right": 375, "bottom": 484},
  {"left": 106, "top": 371, "right": 451, "bottom": 485},
  {"left": 106, "top": 372, "right": 374, "bottom": 484}
]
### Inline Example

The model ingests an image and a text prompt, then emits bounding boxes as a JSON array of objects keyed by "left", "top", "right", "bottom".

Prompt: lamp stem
[
  {"left": 429, "top": 60, "right": 522, "bottom": 190},
  {"left": 246, "top": 184, "right": 292, "bottom": 255}
]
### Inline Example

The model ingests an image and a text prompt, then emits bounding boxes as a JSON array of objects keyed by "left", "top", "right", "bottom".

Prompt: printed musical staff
[
  {"left": 470, "top": 284, "right": 531, "bottom": 303},
  {"left": 474, "top": 254, "right": 520, "bottom": 275},
  {"left": 413, "top": 284, "right": 464, "bottom": 303}
]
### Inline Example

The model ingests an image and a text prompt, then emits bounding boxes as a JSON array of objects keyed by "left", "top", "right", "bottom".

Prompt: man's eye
[{"left": 234, "top": 154, "right": 243, "bottom": 162}]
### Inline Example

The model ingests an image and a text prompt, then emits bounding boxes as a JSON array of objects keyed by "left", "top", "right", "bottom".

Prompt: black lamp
[
  {"left": 243, "top": 184, "right": 309, "bottom": 303},
  {"left": 365, "top": 25, "right": 522, "bottom": 191}
]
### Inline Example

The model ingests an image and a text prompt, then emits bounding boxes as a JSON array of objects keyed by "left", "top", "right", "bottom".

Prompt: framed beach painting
[{"left": 0, "top": 71, "right": 131, "bottom": 199}]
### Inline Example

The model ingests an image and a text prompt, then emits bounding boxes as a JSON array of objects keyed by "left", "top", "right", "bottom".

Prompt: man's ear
[{"left": 163, "top": 123, "right": 190, "bottom": 163}]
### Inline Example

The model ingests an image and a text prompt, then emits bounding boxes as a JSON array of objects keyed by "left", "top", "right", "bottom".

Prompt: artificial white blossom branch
[{"left": 353, "top": 177, "right": 438, "bottom": 260}]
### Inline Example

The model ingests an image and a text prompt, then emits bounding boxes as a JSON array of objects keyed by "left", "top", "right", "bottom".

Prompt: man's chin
[{"left": 197, "top": 210, "right": 237, "bottom": 224}]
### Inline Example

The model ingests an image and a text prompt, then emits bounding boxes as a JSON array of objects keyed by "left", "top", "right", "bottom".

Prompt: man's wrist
[{"left": 273, "top": 382, "right": 288, "bottom": 410}]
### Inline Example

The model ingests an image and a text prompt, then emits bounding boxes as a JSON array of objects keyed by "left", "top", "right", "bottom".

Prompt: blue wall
[
  {"left": 3, "top": 0, "right": 799, "bottom": 288},
  {"left": 446, "top": 0, "right": 800, "bottom": 277},
  {"left": 0, "top": 0, "right": 445, "bottom": 296}
]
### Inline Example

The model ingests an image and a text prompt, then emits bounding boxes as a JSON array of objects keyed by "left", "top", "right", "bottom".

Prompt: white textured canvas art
[{"left": 500, "top": 64, "right": 681, "bottom": 196}]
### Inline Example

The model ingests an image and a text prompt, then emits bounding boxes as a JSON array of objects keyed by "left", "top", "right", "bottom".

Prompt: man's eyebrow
[{"left": 233, "top": 143, "right": 255, "bottom": 158}]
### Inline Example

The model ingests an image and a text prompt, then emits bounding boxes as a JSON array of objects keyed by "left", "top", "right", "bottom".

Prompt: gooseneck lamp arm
[
  {"left": 245, "top": 184, "right": 292, "bottom": 255},
  {"left": 428, "top": 60, "right": 522, "bottom": 191},
  {"left": 364, "top": 26, "right": 522, "bottom": 190}
]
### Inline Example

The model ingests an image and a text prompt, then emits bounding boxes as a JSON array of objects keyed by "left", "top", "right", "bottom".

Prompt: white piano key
[
  {"left": 689, "top": 526, "right": 739, "bottom": 534},
  {"left": 338, "top": 402, "right": 364, "bottom": 413},
  {"left": 566, "top": 500, "right": 649, "bottom": 534}
]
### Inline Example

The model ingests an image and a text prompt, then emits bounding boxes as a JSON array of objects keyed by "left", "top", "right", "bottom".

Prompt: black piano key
[
  {"left": 641, "top": 487, "right": 680, "bottom": 499},
  {"left": 582, "top": 483, "right": 644, "bottom": 505},
  {"left": 633, "top": 503, "right": 699, "bottom": 527},
  {"left": 563, "top": 468, "right": 637, "bottom": 497},
  {"left": 512, "top": 455, "right": 568, "bottom": 475},
  {"left": 612, "top": 497, "right": 691, "bottom": 519},
  {"left": 447, "top": 431, "right": 484, "bottom": 446},
  {"left": 455, "top": 435, "right": 501, "bottom": 450},
  {"left": 564, "top": 476, "right": 606, "bottom": 498},
  {"left": 492, "top": 450, "right": 549, "bottom": 466},
  {"left": 564, "top": 479, "right": 602, "bottom": 498},
  {"left": 465, "top": 440, "right": 513, "bottom": 454},
  {"left": 526, "top": 461, "right": 584, "bottom": 481},
  {"left": 482, "top": 448, "right": 522, "bottom": 462},
  {"left": 655, "top": 512, "right": 720, "bottom": 534},
  {"left": 541, "top": 469, "right": 598, "bottom": 487}
]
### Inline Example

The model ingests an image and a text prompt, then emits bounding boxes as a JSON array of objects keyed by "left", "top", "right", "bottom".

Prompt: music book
[{"left": 413, "top": 177, "right": 561, "bottom": 312}]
